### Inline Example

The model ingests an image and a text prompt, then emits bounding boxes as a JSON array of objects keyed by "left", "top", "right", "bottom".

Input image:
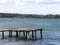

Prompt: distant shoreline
[{"left": 0, "top": 13, "right": 60, "bottom": 18}]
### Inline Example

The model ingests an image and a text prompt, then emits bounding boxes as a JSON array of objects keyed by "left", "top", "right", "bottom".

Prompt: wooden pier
[{"left": 0, "top": 28, "right": 43, "bottom": 40}]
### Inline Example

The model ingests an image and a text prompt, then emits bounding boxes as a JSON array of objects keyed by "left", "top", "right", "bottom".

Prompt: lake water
[{"left": 0, "top": 18, "right": 60, "bottom": 45}]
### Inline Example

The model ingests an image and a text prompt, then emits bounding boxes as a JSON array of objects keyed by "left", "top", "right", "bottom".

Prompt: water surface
[{"left": 0, "top": 18, "right": 60, "bottom": 45}]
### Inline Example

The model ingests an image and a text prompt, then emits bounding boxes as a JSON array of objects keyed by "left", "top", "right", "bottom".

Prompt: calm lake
[{"left": 0, "top": 18, "right": 60, "bottom": 45}]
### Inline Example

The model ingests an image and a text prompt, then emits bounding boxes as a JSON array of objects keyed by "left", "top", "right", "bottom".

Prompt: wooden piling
[
  {"left": 32, "top": 31, "right": 34, "bottom": 39},
  {"left": 26, "top": 31, "right": 27, "bottom": 40},
  {"left": 23, "top": 31, "right": 25, "bottom": 37},
  {"left": 27, "top": 31, "right": 29, "bottom": 40},
  {"left": 35, "top": 30, "right": 36, "bottom": 40},
  {"left": 9, "top": 30, "right": 10, "bottom": 37},
  {"left": 2, "top": 31, "right": 4, "bottom": 39},
  {"left": 40, "top": 29, "right": 43, "bottom": 39},
  {"left": 19, "top": 31, "right": 21, "bottom": 37},
  {"left": 9, "top": 30, "right": 12, "bottom": 37},
  {"left": 16, "top": 31, "right": 18, "bottom": 38}
]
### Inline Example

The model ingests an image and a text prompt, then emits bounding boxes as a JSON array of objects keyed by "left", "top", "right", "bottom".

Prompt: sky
[{"left": 0, "top": 0, "right": 60, "bottom": 14}]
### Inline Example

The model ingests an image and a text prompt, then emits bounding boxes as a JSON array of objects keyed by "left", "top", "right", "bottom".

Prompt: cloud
[
  {"left": 23, "top": 0, "right": 60, "bottom": 3},
  {"left": 29, "top": 0, "right": 44, "bottom": 3},
  {"left": 14, "top": 0, "right": 26, "bottom": 8},
  {"left": 52, "top": 0, "right": 60, "bottom": 2},
  {"left": 0, "top": 0, "right": 60, "bottom": 14},
  {"left": 0, "top": 0, "right": 60, "bottom": 4},
  {"left": 0, "top": 0, "right": 8, "bottom": 3}
]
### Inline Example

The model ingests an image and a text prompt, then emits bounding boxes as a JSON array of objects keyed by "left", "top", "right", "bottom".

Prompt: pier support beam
[
  {"left": 23, "top": 31, "right": 25, "bottom": 37},
  {"left": 26, "top": 31, "right": 27, "bottom": 40},
  {"left": 32, "top": 31, "right": 34, "bottom": 39},
  {"left": 35, "top": 30, "right": 36, "bottom": 40},
  {"left": 19, "top": 31, "right": 21, "bottom": 37},
  {"left": 27, "top": 32, "right": 29, "bottom": 40},
  {"left": 16, "top": 31, "right": 18, "bottom": 38},
  {"left": 40, "top": 29, "right": 43, "bottom": 39},
  {"left": 2, "top": 31, "right": 4, "bottom": 39},
  {"left": 9, "top": 30, "right": 12, "bottom": 38},
  {"left": 25, "top": 31, "right": 29, "bottom": 40}
]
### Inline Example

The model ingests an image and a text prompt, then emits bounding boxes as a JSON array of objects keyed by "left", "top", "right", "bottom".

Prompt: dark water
[{"left": 0, "top": 18, "right": 60, "bottom": 45}]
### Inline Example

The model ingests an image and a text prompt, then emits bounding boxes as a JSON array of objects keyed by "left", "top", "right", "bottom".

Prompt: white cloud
[
  {"left": 0, "top": 0, "right": 8, "bottom": 3},
  {"left": 0, "top": 0, "right": 60, "bottom": 14},
  {"left": 23, "top": 0, "right": 60, "bottom": 3},
  {"left": 13, "top": 0, "right": 26, "bottom": 8},
  {"left": 52, "top": 0, "right": 60, "bottom": 2},
  {"left": 30, "top": 0, "right": 44, "bottom": 3}
]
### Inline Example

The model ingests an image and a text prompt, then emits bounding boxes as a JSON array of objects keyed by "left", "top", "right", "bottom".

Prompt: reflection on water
[{"left": 0, "top": 38, "right": 60, "bottom": 45}]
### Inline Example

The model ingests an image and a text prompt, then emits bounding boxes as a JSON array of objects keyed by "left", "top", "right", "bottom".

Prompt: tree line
[{"left": 0, "top": 13, "right": 60, "bottom": 18}]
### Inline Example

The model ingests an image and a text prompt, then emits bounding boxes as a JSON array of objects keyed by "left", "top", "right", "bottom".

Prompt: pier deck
[{"left": 0, "top": 28, "right": 43, "bottom": 40}]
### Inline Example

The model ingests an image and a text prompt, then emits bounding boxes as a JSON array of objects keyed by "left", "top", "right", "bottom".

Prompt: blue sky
[{"left": 0, "top": 0, "right": 60, "bottom": 14}]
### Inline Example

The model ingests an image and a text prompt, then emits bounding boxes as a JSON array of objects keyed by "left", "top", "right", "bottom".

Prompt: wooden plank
[{"left": 0, "top": 28, "right": 43, "bottom": 32}]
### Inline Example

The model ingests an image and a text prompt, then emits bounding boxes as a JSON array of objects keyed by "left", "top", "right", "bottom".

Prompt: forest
[{"left": 0, "top": 13, "right": 60, "bottom": 18}]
